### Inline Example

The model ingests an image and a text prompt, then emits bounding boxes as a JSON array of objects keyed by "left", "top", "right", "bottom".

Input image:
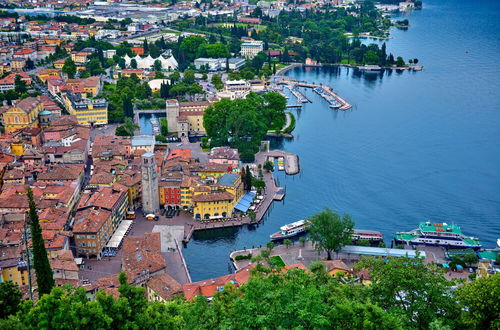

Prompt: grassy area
[
  {"left": 268, "top": 256, "right": 285, "bottom": 268},
  {"left": 162, "top": 29, "right": 181, "bottom": 35},
  {"left": 283, "top": 112, "right": 296, "bottom": 134}
]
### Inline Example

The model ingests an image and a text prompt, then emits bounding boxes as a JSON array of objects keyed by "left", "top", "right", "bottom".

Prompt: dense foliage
[
  {"left": 1, "top": 263, "right": 498, "bottom": 329},
  {"left": 203, "top": 92, "right": 286, "bottom": 160}
]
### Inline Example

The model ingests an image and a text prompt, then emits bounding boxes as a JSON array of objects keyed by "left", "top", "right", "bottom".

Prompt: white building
[
  {"left": 240, "top": 40, "right": 264, "bottom": 58},
  {"left": 123, "top": 51, "right": 178, "bottom": 71},
  {"left": 194, "top": 58, "right": 224, "bottom": 71}
]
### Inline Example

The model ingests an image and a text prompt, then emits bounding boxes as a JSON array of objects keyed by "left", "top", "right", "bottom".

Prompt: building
[
  {"left": 146, "top": 273, "right": 182, "bottom": 302},
  {"left": 240, "top": 40, "right": 264, "bottom": 58},
  {"left": 227, "top": 58, "right": 246, "bottom": 70},
  {"left": 165, "top": 99, "right": 214, "bottom": 137},
  {"left": 73, "top": 207, "right": 113, "bottom": 258},
  {"left": 141, "top": 153, "right": 160, "bottom": 215},
  {"left": 209, "top": 147, "right": 240, "bottom": 167},
  {"left": 62, "top": 92, "right": 108, "bottom": 125},
  {"left": 10, "top": 58, "right": 26, "bottom": 71},
  {"left": 131, "top": 135, "right": 155, "bottom": 155},
  {"left": 0, "top": 259, "right": 28, "bottom": 286},
  {"left": 194, "top": 58, "right": 224, "bottom": 71},
  {"left": 192, "top": 191, "right": 235, "bottom": 220},
  {"left": 2, "top": 97, "right": 44, "bottom": 134}
]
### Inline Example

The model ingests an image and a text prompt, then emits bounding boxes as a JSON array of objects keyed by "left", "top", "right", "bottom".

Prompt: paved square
[{"left": 152, "top": 225, "right": 185, "bottom": 252}]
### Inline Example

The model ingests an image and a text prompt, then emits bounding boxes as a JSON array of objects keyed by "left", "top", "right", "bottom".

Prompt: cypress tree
[
  {"left": 245, "top": 165, "right": 253, "bottom": 192},
  {"left": 27, "top": 188, "right": 54, "bottom": 296}
]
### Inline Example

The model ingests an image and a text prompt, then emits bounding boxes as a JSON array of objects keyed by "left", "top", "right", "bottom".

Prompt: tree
[
  {"left": 115, "top": 118, "right": 138, "bottom": 136},
  {"left": 358, "top": 256, "right": 459, "bottom": 329},
  {"left": 283, "top": 239, "right": 292, "bottom": 249},
  {"left": 266, "top": 241, "right": 274, "bottom": 251},
  {"left": 153, "top": 59, "right": 162, "bottom": 71},
  {"left": 282, "top": 48, "right": 291, "bottom": 63},
  {"left": 299, "top": 237, "right": 306, "bottom": 247},
  {"left": 130, "top": 58, "right": 137, "bottom": 69},
  {"left": 0, "top": 281, "right": 22, "bottom": 318},
  {"left": 160, "top": 117, "right": 168, "bottom": 136},
  {"left": 251, "top": 178, "right": 266, "bottom": 194},
  {"left": 463, "top": 253, "right": 478, "bottom": 267},
  {"left": 118, "top": 57, "right": 126, "bottom": 69},
  {"left": 308, "top": 208, "right": 354, "bottom": 260},
  {"left": 413, "top": 58, "right": 419, "bottom": 64},
  {"left": 263, "top": 160, "right": 274, "bottom": 172},
  {"left": 211, "top": 74, "right": 223, "bottom": 90},
  {"left": 62, "top": 58, "right": 76, "bottom": 78},
  {"left": 122, "top": 96, "right": 134, "bottom": 118},
  {"left": 455, "top": 274, "right": 500, "bottom": 329},
  {"left": 27, "top": 187, "right": 54, "bottom": 296},
  {"left": 183, "top": 69, "right": 196, "bottom": 85},
  {"left": 14, "top": 75, "right": 27, "bottom": 93},
  {"left": 86, "top": 58, "right": 104, "bottom": 76},
  {"left": 357, "top": 239, "right": 370, "bottom": 246},
  {"left": 245, "top": 165, "right": 252, "bottom": 191},
  {"left": 395, "top": 56, "right": 405, "bottom": 67}
]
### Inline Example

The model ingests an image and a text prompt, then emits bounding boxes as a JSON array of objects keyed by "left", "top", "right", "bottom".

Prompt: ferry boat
[
  {"left": 394, "top": 222, "right": 482, "bottom": 250},
  {"left": 277, "top": 157, "right": 285, "bottom": 171},
  {"left": 270, "top": 220, "right": 310, "bottom": 240},
  {"left": 352, "top": 229, "right": 383, "bottom": 242}
]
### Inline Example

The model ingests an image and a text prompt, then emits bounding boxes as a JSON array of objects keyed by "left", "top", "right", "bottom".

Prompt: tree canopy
[
  {"left": 203, "top": 92, "right": 286, "bottom": 159},
  {"left": 308, "top": 208, "right": 354, "bottom": 260}
]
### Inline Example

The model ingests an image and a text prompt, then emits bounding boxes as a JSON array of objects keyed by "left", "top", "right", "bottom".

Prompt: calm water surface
[{"left": 184, "top": 0, "right": 500, "bottom": 281}]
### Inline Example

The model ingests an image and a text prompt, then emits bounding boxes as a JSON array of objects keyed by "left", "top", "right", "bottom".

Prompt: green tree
[
  {"left": 0, "top": 281, "right": 22, "bottom": 318},
  {"left": 115, "top": 118, "right": 138, "bottom": 136},
  {"left": 455, "top": 274, "right": 500, "bottom": 329},
  {"left": 62, "top": 58, "right": 76, "bottom": 78},
  {"left": 27, "top": 187, "right": 54, "bottom": 296},
  {"left": 395, "top": 56, "right": 405, "bottom": 67},
  {"left": 299, "top": 237, "right": 306, "bottom": 247},
  {"left": 251, "top": 178, "right": 266, "bottom": 194},
  {"left": 211, "top": 74, "right": 223, "bottom": 90},
  {"left": 245, "top": 165, "right": 252, "bottom": 192},
  {"left": 123, "top": 96, "right": 133, "bottom": 118},
  {"left": 86, "top": 58, "right": 104, "bottom": 76},
  {"left": 14, "top": 75, "right": 27, "bottom": 94},
  {"left": 463, "top": 253, "right": 478, "bottom": 267},
  {"left": 160, "top": 117, "right": 168, "bottom": 136},
  {"left": 357, "top": 239, "right": 370, "bottom": 246},
  {"left": 283, "top": 239, "right": 292, "bottom": 249},
  {"left": 153, "top": 59, "right": 162, "bottom": 71},
  {"left": 263, "top": 160, "right": 274, "bottom": 172},
  {"left": 130, "top": 58, "right": 137, "bottom": 69},
  {"left": 183, "top": 69, "right": 196, "bottom": 85},
  {"left": 118, "top": 58, "right": 126, "bottom": 69},
  {"left": 266, "top": 241, "right": 274, "bottom": 251},
  {"left": 358, "top": 256, "right": 459, "bottom": 329},
  {"left": 308, "top": 208, "right": 354, "bottom": 260}
]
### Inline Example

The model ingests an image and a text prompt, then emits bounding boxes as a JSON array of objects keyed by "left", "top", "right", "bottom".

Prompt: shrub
[
  {"left": 234, "top": 253, "right": 252, "bottom": 261},
  {"left": 240, "top": 151, "right": 255, "bottom": 163}
]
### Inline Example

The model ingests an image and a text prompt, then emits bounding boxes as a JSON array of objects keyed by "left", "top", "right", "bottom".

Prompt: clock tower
[{"left": 141, "top": 152, "right": 159, "bottom": 215}]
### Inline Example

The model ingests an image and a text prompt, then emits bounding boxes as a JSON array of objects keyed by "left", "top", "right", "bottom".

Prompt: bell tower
[{"left": 141, "top": 152, "right": 159, "bottom": 215}]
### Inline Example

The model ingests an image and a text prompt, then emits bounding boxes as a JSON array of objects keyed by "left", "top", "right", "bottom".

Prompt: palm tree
[{"left": 283, "top": 239, "right": 292, "bottom": 249}]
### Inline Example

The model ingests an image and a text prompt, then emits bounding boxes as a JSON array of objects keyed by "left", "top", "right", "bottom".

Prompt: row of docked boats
[
  {"left": 270, "top": 219, "right": 484, "bottom": 250},
  {"left": 313, "top": 87, "right": 342, "bottom": 109}
]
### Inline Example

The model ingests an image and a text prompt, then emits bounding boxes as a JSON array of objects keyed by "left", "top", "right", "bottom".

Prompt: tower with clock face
[{"left": 141, "top": 152, "right": 159, "bottom": 215}]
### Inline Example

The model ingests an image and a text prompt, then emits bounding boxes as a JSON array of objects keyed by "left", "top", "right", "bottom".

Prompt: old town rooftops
[{"left": 73, "top": 208, "right": 112, "bottom": 234}]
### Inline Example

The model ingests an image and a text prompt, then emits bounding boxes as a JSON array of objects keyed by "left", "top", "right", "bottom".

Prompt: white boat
[{"left": 270, "top": 220, "right": 309, "bottom": 240}]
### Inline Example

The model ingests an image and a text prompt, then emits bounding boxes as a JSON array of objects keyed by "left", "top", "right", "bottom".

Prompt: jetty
[
  {"left": 263, "top": 150, "right": 300, "bottom": 175},
  {"left": 278, "top": 78, "right": 352, "bottom": 110}
]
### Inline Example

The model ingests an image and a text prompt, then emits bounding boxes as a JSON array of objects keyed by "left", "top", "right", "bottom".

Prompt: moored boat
[
  {"left": 270, "top": 219, "right": 309, "bottom": 240},
  {"left": 352, "top": 229, "right": 383, "bottom": 242},
  {"left": 394, "top": 221, "right": 482, "bottom": 249}
]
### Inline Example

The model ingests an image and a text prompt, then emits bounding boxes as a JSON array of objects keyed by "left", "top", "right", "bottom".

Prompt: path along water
[{"left": 183, "top": 0, "right": 500, "bottom": 281}]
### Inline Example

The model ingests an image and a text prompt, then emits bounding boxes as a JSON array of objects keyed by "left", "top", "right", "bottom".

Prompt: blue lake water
[{"left": 183, "top": 0, "right": 500, "bottom": 281}]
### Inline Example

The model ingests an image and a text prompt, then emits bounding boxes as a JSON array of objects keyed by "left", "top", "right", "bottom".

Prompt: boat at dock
[
  {"left": 270, "top": 220, "right": 310, "bottom": 240},
  {"left": 277, "top": 157, "right": 285, "bottom": 171},
  {"left": 358, "top": 65, "right": 383, "bottom": 71},
  {"left": 394, "top": 221, "right": 482, "bottom": 249},
  {"left": 352, "top": 229, "right": 383, "bottom": 242}
]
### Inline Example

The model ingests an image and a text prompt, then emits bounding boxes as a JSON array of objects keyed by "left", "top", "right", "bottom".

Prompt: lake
[{"left": 183, "top": 0, "right": 500, "bottom": 281}]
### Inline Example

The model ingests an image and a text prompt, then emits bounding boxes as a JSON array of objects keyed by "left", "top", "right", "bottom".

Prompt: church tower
[{"left": 141, "top": 152, "right": 159, "bottom": 215}]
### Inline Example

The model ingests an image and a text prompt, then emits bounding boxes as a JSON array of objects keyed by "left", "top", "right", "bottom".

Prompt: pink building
[{"left": 208, "top": 147, "right": 240, "bottom": 168}]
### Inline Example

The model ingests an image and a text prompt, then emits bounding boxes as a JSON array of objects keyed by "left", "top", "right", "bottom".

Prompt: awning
[
  {"left": 234, "top": 191, "right": 256, "bottom": 212},
  {"left": 105, "top": 220, "right": 133, "bottom": 249}
]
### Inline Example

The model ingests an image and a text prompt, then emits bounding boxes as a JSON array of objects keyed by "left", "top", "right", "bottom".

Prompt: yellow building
[
  {"left": 216, "top": 173, "right": 244, "bottom": 203},
  {"left": 189, "top": 163, "right": 229, "bottom": 180},
  {"left": 10, "top": 58, "right": 26, "bottom": 72},
  {"left": 54, "top": 59, "right": 65, "bottom": 69},
  {"left": 192, "top": 190, "right": 235, "bottom": 220},
  {"left": 10, "top": 142, "right": 24, "bottom": 156},
  {"left": 37, "top": 68, "right": 61, "bottom": 83},
  {"left": 2, "top": 97, "right": 43, "bottom": 133},
  {"left": 70, "top": 51, "right": 92, "bottom": 64},
  {"left": 63, "top": 92, "right": 108, "bottom": 125},
  {"left": 0, "top": 259, "right": 29, "bottom": 286}
]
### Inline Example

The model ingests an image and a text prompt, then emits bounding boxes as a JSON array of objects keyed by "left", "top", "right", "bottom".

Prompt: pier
[{"left": 278, "top": 78, "right": 352, "bottom": 110}]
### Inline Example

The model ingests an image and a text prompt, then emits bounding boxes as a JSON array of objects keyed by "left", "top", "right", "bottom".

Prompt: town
[{"left": 0, "top": 0, "right": 498, "bottom": 328}]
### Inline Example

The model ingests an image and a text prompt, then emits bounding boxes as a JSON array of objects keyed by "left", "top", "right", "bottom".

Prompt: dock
[
  {"left": 278, "top": 78, "right": 352, "bottom": 110},
  {"left": 265, "top": 150, "right": 300, "bottom": 175}
]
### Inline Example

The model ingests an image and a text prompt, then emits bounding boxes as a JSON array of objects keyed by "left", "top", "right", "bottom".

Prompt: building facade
[
  {"left": 240, "top": 40, "right": 264, "bottom": 58},
  {"left": 62, "top": 92, "right": 108, "bottom": 125}
]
